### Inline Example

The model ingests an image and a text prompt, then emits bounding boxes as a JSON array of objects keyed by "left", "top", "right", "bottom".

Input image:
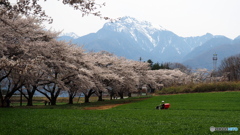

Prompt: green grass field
[{"left": 0, "top": 92, "right": 239, "bottom": 135}]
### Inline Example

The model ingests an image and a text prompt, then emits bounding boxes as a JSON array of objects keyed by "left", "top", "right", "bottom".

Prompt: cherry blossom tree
[
  {"left": 0, "top": 0, "right": 121, "bottom": 106},
  {"left": 0, "top": 10, "right": 104, "bottom": 105},
  {"left": 66, "top": 74, "right": 93, "bottom": 104},
  {"left": 61, "top": 49, "right": 107, "bottom": 103},
  {"left": 0, "top": 62, "right": 25, "bottom": 106},
  {"left": 147, "top": 69, "right": 190, "bottom": 88},
  {"left": 89, "top": 51, "right": 151, "bottom": 99},
  {"left": 35, "top": 40, "right": 91, "bottom": 105},
  {"left": 0, "top": 56, "right": 17, "bottom": 106},
  {"left": 0, "top": 11, "right": 58, "bottom": 106},
  {"left": 129, "top": 60, "right": 152, "bottom": 94},
  {"left": 63, "top": 47, "right": 96, "bottom": 104},
  {"left": 20, "top": 58, "right": 47, "bottom": 106},
  {"left": 87, "top": 51, "right": 122, "bottom": 100},
  {"left": 0, "top": 10, "right": 92, "bottom": 106},
  {"left": 190, "top": 68, "right": 211, "bottom": 83},
  {"left": 103, "top": 57, "right": 130, "bottom": 99},
  {"left": 67, "top": 65, "right": 97, "bottom": 103}
]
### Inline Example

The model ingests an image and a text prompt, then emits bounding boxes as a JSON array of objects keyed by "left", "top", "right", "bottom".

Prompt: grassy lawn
[{"left": 0, "top": 92, "right": 239, "bottom": 135}]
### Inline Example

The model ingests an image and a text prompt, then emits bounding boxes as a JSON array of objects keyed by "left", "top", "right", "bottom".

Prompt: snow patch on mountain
[
  {"left": 176, "top": 48, "right": 181, "bottom": 54},
  {"left": 105, "top": 16, "right": 166, "bottom": 47},
  {"left": 60, "top": 32, "right": 79, "bottom": 39},
  {"left": 161, "top": 47, "right": 165, "bottom": 53},
  {"left": 168, "top": 39, "right": 172, "bottom": 44},
  {"left": 130, "top": 31, "right": 138, "bottom": 41}
]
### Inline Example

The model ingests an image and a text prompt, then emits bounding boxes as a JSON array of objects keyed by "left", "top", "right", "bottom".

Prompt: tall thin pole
[
  {"left": 213, "top": 53, "right": 217, "bottom": 71},
  {"left": 212, "top": 53, "right": 218, "bottom": 81}
]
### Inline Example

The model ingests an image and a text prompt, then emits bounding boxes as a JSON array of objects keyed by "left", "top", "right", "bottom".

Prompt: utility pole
[
  {"left": 213, "top": 53, "right": 217, "bottom": 71},
  {"left": 212, "top": 53, "right": 218, "bottom": 81}
]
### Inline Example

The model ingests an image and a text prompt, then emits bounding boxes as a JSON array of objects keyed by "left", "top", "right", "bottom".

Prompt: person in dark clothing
[
  {"left": 160, "top": 101, "right": 165, "bottom": 109},
  {"left": 156, "top": 101, "right": 165, "bottom": 110}
]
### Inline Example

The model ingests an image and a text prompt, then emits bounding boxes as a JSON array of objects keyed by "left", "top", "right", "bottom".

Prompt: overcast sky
[{"left": 39, "top": 0, "right": 240, "bottom": 39}]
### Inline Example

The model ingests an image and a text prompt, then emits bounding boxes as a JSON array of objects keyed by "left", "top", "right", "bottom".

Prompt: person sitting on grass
[
  {"left": 160, "top": 101, "right": 165, "bottom": 109},
  {"left": 156, "top": 101, "right": 165, "bottom": 110}
]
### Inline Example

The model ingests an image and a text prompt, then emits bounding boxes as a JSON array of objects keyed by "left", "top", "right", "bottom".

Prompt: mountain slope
[
  {"left": 59, "top": 16, "right": 240, "bottom": 69},
  {"left": 72, "top": 16, "right": 210, "bottom": 62},
  {"left": 183, "top": 37, "right": 240, "bottom": 69}
]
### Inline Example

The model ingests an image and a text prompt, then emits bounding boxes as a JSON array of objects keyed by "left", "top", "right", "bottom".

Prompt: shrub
[{"left": 157, "top": 81, "right": 240, "bottom": 94}]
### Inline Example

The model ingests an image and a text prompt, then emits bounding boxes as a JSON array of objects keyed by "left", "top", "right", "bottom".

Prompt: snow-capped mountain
[
  {"left": 59, "top": 16, "right": 240, "bottom": 69},
  {"left": 60, "top": 32, "right": 79, "bottom": 39},
  {"left": 105, "top": 16, "right": 166, "bottom": 47},
  {"left": 71, "top": 16, "right": 213, "bottom": 62}
]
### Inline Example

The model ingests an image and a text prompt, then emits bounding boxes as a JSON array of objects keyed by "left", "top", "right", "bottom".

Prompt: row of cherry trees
[
  {"left": 0, "top": 11, "right": 219, "bottom": 107},
  {"left": 0, "top": 11, "right": 154, "bottom": 106}
]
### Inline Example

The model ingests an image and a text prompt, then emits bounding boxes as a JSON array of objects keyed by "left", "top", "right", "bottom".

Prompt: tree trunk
[
  {"left": 118, "top": 92, "right": 124, "bottom": 99},
  {"left": 84, "top": 89, "right": 95, "bottom": 103},
  {"left": 68, "top": 95, "right": 74, "bottom": 104},
  {"left": 0, "top": 100, "right": 3, "bottom": 107},
  {"left": 4, "top": 91, "right": 16, "bottom": 107},
  {"left": 128, "top": 92, "right": 132, "bottom": 97},
  {"left": 51, "top": 87, "right": 61, "bottom": 105},
  {"left": 27, "top": 95, "right": 33, "bottom": 106},
  {"left": 68, "top": 90, "right": 77, "bottom": 104},
  {"left": 0, "top": 69, "right": 12, "bottom": 107},
  {"left": 84, "top": 96, "right": 89, "bottom": 103},
  {"left": 51, "top": 100, "right": 56, "bottom": 105},
  {"left": 50, "top": 90, "right": 60, "bottom": 105},
  {"left": 37, "top": 86, "right": 60, "bottom": 105},
  {"left": 0, "top": 89, "right": 3, "bottom": 107},
  {"left": 26, "top": 88, "right": 36, "bottom": 106},
  {"left": 147, "top": 84, "right": 155, "bottom": 93},
  {"left": 48, "top": 88, "right": 59, "bottom": 105},
  {"left": 110, "top": 91, "right": 114, "bottom": 100},
  {"left": 50, "top": 96, "right": 57, "bottom": 105},
  {"left": 98, "top": 91, "right": 103, "bottom": 101}
]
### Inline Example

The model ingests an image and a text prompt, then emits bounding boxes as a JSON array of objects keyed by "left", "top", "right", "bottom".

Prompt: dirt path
[
  {"left": 84, "top": 103, "right": 127, "bottom": 110},
  {"left": 84, "top": 97, "right": 150, "bottom": 110}
]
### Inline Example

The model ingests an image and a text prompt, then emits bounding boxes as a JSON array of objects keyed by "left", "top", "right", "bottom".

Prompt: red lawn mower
[{"left": 156, "top": 101, "right": 170, "bottom": 110}]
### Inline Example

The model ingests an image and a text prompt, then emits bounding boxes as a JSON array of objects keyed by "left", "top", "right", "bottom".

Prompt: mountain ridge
[{"left": 59, "top": 16, "right": 240, "bottom": 70}]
